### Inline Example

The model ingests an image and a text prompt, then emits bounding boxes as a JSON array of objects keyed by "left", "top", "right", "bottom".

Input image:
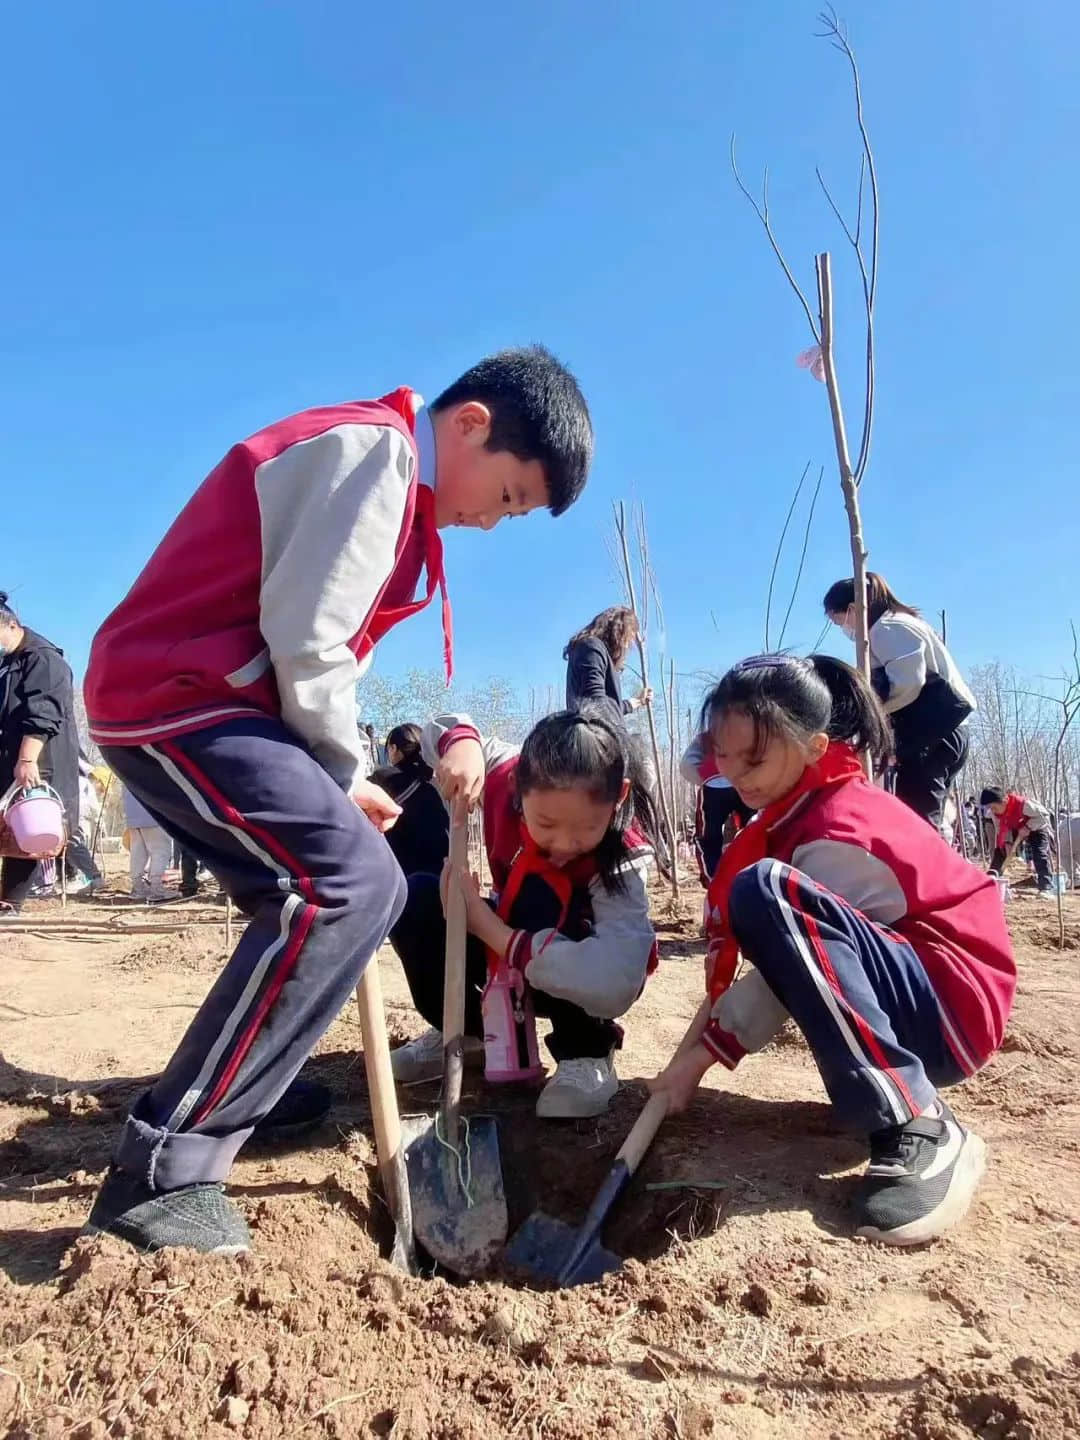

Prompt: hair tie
[{"left": 737, "top": 651, "right": 808, "bottom": 671}]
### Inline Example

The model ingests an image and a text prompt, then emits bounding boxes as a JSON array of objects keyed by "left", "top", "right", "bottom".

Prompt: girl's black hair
[
  {"left": 0, "top": 590, "right": 17, "bottom": 624},
  {"left": 515, "top": 705, "right": 658, "bottom": 893},
  {"left": 822, "top": 571, "right": 919, "bottom": 628},
  {"left": 385, "top": 722, "right": 432, "bottom": 781},
  {"left": 700, "top": 653, "right": 892, "bottom": 770}
]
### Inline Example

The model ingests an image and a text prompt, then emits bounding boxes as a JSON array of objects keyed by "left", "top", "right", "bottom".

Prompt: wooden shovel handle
[
  {"left": 441, "top": 819, "right": 469, "bottom": 1146},
  {"left": 616, "top": 1001, "right": 714, "bottom": 1176},
  {"left": 355, "top": 960, "right": 413, "bottom": 1256}
]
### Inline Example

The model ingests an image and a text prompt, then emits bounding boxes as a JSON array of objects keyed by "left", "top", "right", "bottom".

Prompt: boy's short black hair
[
  {"left": 430, "top": 345, "right": 592, "bottom": 517},
  {"left": 980, "top": 787, "right": 1004, "bottom": 807}
]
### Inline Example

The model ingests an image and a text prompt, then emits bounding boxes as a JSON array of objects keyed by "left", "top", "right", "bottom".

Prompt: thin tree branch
[
  {"left": 730, "top": 135, "right": 821, "bottom": 345},
  {"left": 764, "top": 460, "right": 812, "bottom": 649},
  {"left": 817, "top": 7, "right": 879, "bottom": 486},
  {"left": 778, "top": 466, "right": 825, "bottom": 649}
]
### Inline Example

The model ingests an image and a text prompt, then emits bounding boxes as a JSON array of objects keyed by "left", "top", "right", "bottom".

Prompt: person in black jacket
[
  {"left": 563, "top": 606, "right": 652, "bottom": 725},
  {"left": 375, "top": 723, "right": 450, "bottom": 879},
  {"left": 0, "top": 593, "right": 102, "bottom": 913}
]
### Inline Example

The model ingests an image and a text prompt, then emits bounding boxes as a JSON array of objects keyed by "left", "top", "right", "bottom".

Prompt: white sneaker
[
  {"left": 390, "top": 1027, "right": 484, "bottom": 1084},
  {"left": 536, "top": 1054, "right": 618, "bottom": 1119}
]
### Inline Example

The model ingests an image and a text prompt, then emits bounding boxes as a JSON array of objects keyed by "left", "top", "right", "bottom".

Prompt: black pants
[
  {"left": 180, "top": 848, "right": 200, "bottom": 895},
  {"left": 991, "top": 828, "right": 1054, "bottom": 892},
  {"left": 64, "top": 835, "right": 102, "bottom": 882},
  {"left": 389, "top": 872, "right": 619, "bottom": 1061},
  {"left": 696, "top": 785, "right": 756, "bottom": 884},
  {"left": 0, "top": 855, "right": 36, "bottom": 909},
  {"left": 894, "top": 727, "right": 969, "bottom": 833}
]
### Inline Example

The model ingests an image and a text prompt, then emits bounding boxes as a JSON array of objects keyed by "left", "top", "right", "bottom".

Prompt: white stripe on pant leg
[
  {"left": 145, "top": 744, "right": 292, "bottom": 887},
  {"left": 166, "top": 891, "right": 304, "bottom": 1128},
  {"left": 766, "top": 861, "right": 909, "bottom": 1126},
  {"left": 933, "top": 997, "right": 977, "bottom": 1076}
]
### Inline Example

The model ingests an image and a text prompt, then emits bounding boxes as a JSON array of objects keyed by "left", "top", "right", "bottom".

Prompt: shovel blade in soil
[
  {"left": 504, "top": 1211, "right": 621, "bottom": 1287},
  {"left": 401, "top": 1113, "right": 506, "bottom": 1277}
]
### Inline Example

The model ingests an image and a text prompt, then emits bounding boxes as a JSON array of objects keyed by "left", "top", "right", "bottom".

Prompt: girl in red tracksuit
[
  {"left": 389, "top": 707, "right": 658, "bottom": 1119},
  {"left": 651, "top": 653, "right": 1015, "bottom": 1248}
]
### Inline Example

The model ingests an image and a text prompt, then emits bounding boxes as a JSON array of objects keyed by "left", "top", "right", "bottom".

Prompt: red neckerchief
[
  {"left": 704, "top": 741, "right": 865, "bottom": 1001},
  {"left": 491, "top": 824, "right": 655, "bottom": 977},
  {"left": 996, "top": 793, "right": 1027, "bottom": 850}
]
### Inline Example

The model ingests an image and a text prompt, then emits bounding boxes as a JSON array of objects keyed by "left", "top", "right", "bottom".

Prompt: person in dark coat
[
  {"left": 374, "top": 723, "right": 449, "bottom": 879},
  {"left": 0, "top": 592, "right": 101, "bottom": 913},
  {"left": 563, "top": 606, "right": 652, "bottom": 726}
]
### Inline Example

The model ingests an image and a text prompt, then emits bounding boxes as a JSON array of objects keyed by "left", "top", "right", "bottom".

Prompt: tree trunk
[{"left": 816, "top": 250, "right": 872, "bottom": 779}]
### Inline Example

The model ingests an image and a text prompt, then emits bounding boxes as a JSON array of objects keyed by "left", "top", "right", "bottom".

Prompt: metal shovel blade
[
  {"left": 400, "top": 1112, "right": 507, "bottom": 1277},
  {"left": 504, "top": 1210, "right": 622, "bottom": 1287}
]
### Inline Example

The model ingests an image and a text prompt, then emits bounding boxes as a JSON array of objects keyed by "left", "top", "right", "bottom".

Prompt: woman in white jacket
[{"left": 824, "top": 572, "right": 975, "bottom": 835}]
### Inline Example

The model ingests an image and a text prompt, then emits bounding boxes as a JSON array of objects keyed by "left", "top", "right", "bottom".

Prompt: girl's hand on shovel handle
[
  {"left": 647, "top": 1041, "right": 715, "bottom": 1114},
  {"left": 436, "top": 738, "right": 485, "bottom": 824}
]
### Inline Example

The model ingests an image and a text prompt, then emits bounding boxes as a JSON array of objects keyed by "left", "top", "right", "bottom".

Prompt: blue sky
[{"left": 3, "top": 1, "right": 1078, "bottom": 721}]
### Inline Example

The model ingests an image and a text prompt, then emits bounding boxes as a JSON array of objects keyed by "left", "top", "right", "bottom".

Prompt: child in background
[
  {"left": 123, "top": 786, "right": 173, "bottom": 901},
  {"left": 651, "top": 654, "right": 1015, "bottom": 1247},
  {"left": 981, "top": 787, "right": 1055, "bottom": 895},
  {"left": 684, "top": 769, "right": 756, "bottom": 885},
  {"left": 375, "top": 722, "right": 450, "bottom": 879},
  {"left": 390, "top": 708, "right": 657, "bottom": 1119},
  {"left": 81, "top": 346, "right": 592, "bottom": 1253}
]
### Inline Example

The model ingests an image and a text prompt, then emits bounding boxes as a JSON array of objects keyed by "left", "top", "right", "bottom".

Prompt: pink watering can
[{"left": 1, "top": 783, "right": 66, "bottom": 857}]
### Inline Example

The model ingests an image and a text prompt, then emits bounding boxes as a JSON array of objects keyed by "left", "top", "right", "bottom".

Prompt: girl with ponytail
[
  {"left": 388, "top": 705, "right": 658, "bottom": 1119},
  {"left": 655, "top": 652, "right": 1015, "bottom": 1249}
]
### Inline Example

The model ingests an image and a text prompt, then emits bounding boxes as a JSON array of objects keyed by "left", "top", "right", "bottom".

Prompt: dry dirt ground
[{"left": 2, "top": 866, "right": 1079, "bottom": 1439}]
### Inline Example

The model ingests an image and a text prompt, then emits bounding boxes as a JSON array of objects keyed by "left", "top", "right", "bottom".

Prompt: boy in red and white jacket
[
  {"left": 82, "top": 347, "right": 593, "bottom": 1254},
  {"left": 653, "top": 653, "right": 1015, "bottom": 1248},
  {"left": 981, "top": 786, "right": 1055, "bottom": 894},
  {"left": 389, "top": 709, "right": 658, "bottom": 1118}
]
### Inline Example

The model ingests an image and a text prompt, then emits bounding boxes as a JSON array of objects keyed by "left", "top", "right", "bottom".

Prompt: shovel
[
  {"left": 356, "top": 959, "right": 417, "bottom": 1273},
  {"left": 399, "top": 818, "right": 507, "bottom": 1276},
  {"left": 506, "top": 1005, "right": 709, "bottom": 1287}
]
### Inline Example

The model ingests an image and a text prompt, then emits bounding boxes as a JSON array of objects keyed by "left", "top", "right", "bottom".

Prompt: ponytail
[
  {"left": 822, "top": 571, "right": 919, "bottom": 627},
  {"left": 700, "top": 652, "right": 892, "bottom": 769},
  {"left": 806, "top": 655, "right": 892, "bottom": 767},
  {"left": 0, "top": 590, "right": 17, "bottom": 624}
]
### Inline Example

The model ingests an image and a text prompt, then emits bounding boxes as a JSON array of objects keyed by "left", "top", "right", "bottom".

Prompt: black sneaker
[
  {"left": 84, "top": 1168, "right": 251, "bottom": 1254},
  {"left": 251, "top": 1078, "right": 332, "bottom": 1142},
  {"left": 856, "top": 1103, "right": 986, "bottom": 1247}
]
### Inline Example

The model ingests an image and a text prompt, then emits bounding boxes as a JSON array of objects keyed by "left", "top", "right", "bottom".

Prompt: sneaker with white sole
[
  {"left": 856, "top": 1102, "right": 986, "bottom": 1246},
  {"left": 535, "top": 1053, "right": 618, "bottom": 1119},
  {"left": 390, "top": 1026, "right": 485, "bottom": 1084}
]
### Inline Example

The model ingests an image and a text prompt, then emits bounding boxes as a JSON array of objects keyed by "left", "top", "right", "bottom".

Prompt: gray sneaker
[
  {"left": 391, "top": 1026, "right": 485, "bottom": 1084},
  {"left": 856, "top": 1103, "right": 986, "bottom": 1246},
  {"left": 84, "top": 1168, "right": 251, "bottom": 1254}
]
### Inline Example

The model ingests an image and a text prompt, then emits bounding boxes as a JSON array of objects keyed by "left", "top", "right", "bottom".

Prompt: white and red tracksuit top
[
  {"left": 703, "top": 774, "right": 1016, "bottom": 1075},
  {"left": 85, "top": 388, "right": 450, "bottom": 794}
]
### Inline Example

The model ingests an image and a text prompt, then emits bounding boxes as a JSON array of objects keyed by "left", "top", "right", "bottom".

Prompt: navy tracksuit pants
[
  {"left": 101, "top": 717, "right": 406, "bottom": 1192},
  {"left": 727, "top": 860, "right": 967, "bottom": 1133}
]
